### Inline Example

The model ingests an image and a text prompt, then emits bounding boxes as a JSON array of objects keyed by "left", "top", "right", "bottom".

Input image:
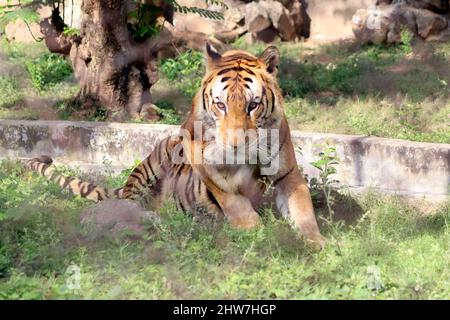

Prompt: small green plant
[
  {"left": 0, "top": 76, "right": 22, "bottom": 108},
  {"left": 26, "top": 53, "right": 73, "bottom": 92},
  {"left": 62, "top": 26, "right": 80, "bottom": 37},
  {"left": 155, "top": 100, "right": 181, "bottom": 125},
  {"left": 160, "top": 50, "right": 204, "bottom": 98},
  {"left": 308, "top": 145, "right": 340, "bottom": 222},
  {"left": 161, "top": 50, "right": 203, "bottom": 80},
  {"left": 400, "top": 27, "right": 414, "bottom": 55}
]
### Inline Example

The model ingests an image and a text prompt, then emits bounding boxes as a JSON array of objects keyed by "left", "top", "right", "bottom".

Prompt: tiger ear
[
  {"left": 205, "top": 42, "right": 222, "bottom": 71},
  {"left": 259, "top": 46, "right": 280, "bottom": 76}
]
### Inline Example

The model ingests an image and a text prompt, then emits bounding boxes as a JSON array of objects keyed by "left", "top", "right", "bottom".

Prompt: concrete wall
[{"left": 0, "top": 120, "right": 449, "bottom": 201}]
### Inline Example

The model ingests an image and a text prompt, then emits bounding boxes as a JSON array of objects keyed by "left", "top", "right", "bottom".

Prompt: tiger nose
[{"left": 226, "top": 129, "right": 247, "bottom": 147}]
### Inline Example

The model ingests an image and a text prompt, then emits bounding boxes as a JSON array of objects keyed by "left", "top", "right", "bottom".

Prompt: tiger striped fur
[{"left": 26, "top": 43, "right": 326, "bottom": 249}]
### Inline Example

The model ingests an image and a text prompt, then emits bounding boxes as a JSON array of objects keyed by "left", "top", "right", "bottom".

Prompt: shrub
[
  {"left": 160, "top": 50, "right": 204, "bottom": 98},
  {"left": 26, "top": 53, "right": 73, "bottom": 92},
  {"left": 400, "top": 27, "right": 414, "bottom": 55},
  {"left": 155, "top": 100, "right": 181, "bottom": 125}
]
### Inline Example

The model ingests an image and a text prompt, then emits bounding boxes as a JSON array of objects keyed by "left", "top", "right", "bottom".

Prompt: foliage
[
  {"left": 26, "top": 53, "right": 73, "bottom": 92},
  {"left": 0, "top": 7, "right": 39, "bottom": 33},
  {"left": 127, "top": 3, "right": 166, "bottom": 41},
  {"left": 127, "top": 0, "right": 225, "bottom": 41},
  {"left": 62, "top": 26, "right": 80, "bottom": 37},
  {"left": 154, "top": 100, "right": 181, "bottom": 125},
  {"left": 55, "top": 98, "right": 108, "bottom": 122},
  {"left": 308, "top": 146, "right": 340, "bottom": 222},
  {"left": 400, "top": 27, "right": 414, "bottom": 55},
  {"left": 160, "top": 50, "right": 204, "bottom": 98},
  {"left": 0, "top": 76, "right": 22, "bottom": 108}
]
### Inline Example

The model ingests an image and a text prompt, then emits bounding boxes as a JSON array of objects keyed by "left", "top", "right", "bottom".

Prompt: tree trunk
[{"left": 41, "top": 0, "right": 171, "bottom": 121}]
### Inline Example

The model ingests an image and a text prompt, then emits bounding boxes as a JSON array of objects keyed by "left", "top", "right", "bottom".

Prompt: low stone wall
[{"left": 0, "top": 120, "right": 448, "bottom": 201}]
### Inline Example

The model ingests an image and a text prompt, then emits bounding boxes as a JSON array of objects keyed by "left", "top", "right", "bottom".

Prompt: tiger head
[{"left": 194, "top": 43, "right": 284, "bottom": 150}]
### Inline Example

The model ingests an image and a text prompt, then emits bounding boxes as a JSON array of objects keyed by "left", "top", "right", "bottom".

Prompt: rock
[
  {"left": 223, "top": 6, "right": 245, "bottom": 26},
  {"left": 170, "top": 0, "right": 311, "bottom": 46},
  {"left": 80, "top": 199, "right": 160, "bottom": 237},
  {"left": 5, "top": 19, "right": 44, "bottom": 43},
  {"left": 261, "top": 0, "right": 296, "bottom": 40},
  {"left": 378, "top": 0, "right": 450, "bottom": 12},
  {"left": 289, "top": 0, "right": 311, "bottom": 39},
  {"left": 245, "top": 1, "right": 272, "bottom": 33},
  {"left": 415, "top": 7, "right": 448, "bottom": 38},
  {"left": 352, "top": 7, "right": 393, "bottom": 44},
  {"left": 214, "top": 26, "right": 248, "bottom": 43},
  {"left": 140, "top": 103, "right": 160, "bottom": 121},
  {"left": 36, "top": 5, "right": 52, "bottom": 19},
  {"left": 251, "top": 26, "right": 281, "bottom": 43},
  {"left": 352, "top": 2, "right": 450, "bottom": 44},
  {"left": 403, "top": 0, "right": 450, "bottom": 13}
]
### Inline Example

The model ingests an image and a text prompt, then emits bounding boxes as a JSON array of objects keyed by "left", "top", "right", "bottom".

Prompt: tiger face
[{"left": 199, "top": 44, "right": 283, "bottom": 150}]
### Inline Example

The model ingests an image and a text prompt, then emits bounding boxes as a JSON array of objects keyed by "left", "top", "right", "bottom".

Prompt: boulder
[
  {"left": 352, "top": 1, "right": 450, "bottom": 44},
  {"left": 261, "top": 0, "right": 296, "bottom": 40},
  {"left": 171, "top": 0, "right": 311, "bottom": 46},
  {"left": 245, "top": 1, "right": 272, "bottom": 33},
  {"left": 289, "top": 0, "right": 311, "bottom": 39},
  {"left": 352, "top": 6, "right": 394, "bottom": 44},
  {"left": 80, "top": 199, "right": 160, "bottom": 237},
  {"left": 415, "top": 7, "right": 448, "bottom": 37},
  {"left": 377, "top": 0, "right": 450, "bottom": 12},
  {"left": 403, "top": 0, "right": 450, "bottom": 13}
]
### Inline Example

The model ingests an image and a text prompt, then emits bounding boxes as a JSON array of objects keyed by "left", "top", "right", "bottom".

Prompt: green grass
[
  {"left": 0, "top": 160, "right": 448, "bottom": 299},
  {"left": 0, "top": 38, "right": 79, "bottom": 119},
  {"left": 0, "top": 76, "right": 22, "bottom": 108},
  {"left": 156, "top": 39, "right": 450, "bottom": 144},
  {"left": 285, "top": 96, "right": 450, "bottom": 143},
  {"left": 0, "top": 34, "right": 449, "bottom": 143},
  {"left": 26, "top": 53, "right": 73, "bottom": 92}
]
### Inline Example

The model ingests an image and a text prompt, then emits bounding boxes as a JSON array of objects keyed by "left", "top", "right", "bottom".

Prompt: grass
[
  {"left": 0, "top": 75, "right": 22, "bottom": 108},
  {"left": 157, "top": 39, "right": 450, "bottom": 143},
  {"left": 0, "top": 38, "right": 78, "bottom": 120},
  {"left": 25, "top": 53, "right": 73, "bottom": 92},
  {"left": 0, "top": 35, "right": 449, "bottom": 143},
  {"left": 0, "top": 159, "right": 449, "bottom": 299}
]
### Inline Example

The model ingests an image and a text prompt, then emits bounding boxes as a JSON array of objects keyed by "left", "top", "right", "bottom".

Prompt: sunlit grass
[{"left": 0, "top": 160, "right": 448, "bottom": 299}]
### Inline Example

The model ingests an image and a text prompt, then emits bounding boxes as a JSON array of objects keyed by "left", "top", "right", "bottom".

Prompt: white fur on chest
[{"left": 209, "top": 165, "right": 258, "bottom": 193}]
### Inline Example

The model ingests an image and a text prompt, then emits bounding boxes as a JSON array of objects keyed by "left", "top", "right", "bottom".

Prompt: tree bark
[{"left": 41, "top": 0, "right": 172, "bottom": 121}]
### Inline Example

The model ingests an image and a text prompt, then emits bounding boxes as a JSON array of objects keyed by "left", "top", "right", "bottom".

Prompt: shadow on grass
[{"left": 279, "top": 40, "right": 450, "bottom": 105}]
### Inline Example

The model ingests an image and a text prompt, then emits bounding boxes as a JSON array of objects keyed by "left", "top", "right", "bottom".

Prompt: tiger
[{"left": 26, "top": 43, "right": 326, "bottom": 249}]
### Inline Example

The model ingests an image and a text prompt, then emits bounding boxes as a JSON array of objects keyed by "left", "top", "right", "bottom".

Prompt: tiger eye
[
  {"left": 248, "top": 102, "right": 259, "bottom": 113},
  {"left": 216, "top": 102, "right": 226, "bottom": 111}
]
